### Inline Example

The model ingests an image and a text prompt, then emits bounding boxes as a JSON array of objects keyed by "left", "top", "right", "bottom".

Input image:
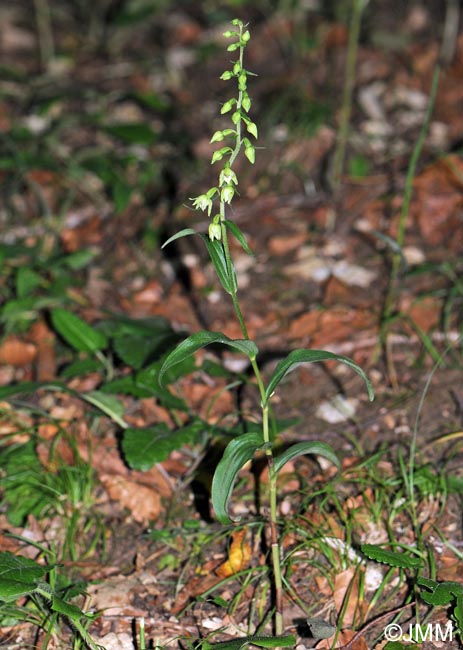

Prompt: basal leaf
[
  {"left": 122, "top": 423, "right": 200, "bottom": 470},
  {"left": 51, "top": 308, "right": 107, "bottom": 353},
  {"left": 82, "top": 391, "right": 127, "bottom": 428},
  {"left": 0, "top": 552, "right": 49, "bottom": 602},
  {"left": 159, "top": 331, "right": 258, "bottom": 386},
  {"left": 264, "top": 349, "right": 374, "bottom": 406},
  {"left": 51, "top": 596, "right": 90, "bottom": 620},
  {"left": 361, "top": 544, "right": 423, "bottom": 569},
  {"left": 273, "top": 441, "right": 340, "bottom": 475},
  {"left": 211, "top": 432, "right": 263, "bottom": 524},
  {"left": 417, "top": 577, "right": 463, "bottom": 606}
]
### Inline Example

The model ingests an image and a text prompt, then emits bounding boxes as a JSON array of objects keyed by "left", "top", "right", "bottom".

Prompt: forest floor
[{"left": 0, "top": 2, "right": 463, "bottom": 649}]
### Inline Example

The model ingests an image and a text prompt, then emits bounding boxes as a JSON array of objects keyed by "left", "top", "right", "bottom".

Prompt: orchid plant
[{"left": 160, "top": 19, "right": 373, "bottom": 645}]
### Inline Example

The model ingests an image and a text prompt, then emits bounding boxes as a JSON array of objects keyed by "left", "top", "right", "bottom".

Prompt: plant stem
[
  {"left": 220, "top": 210, "right": 284, "bottom": 634},
  {"left": 379, "top": 64, "right": 441, "bottom": 386},
  {"left": 330, "top": 0, "right": 365, "bottom": 195}
]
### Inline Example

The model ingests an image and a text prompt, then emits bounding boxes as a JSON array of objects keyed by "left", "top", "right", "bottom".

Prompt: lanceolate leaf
[
  {"left": 264, "top": 349, "right": 374, "bottom": 406},
  {"left": 82, "top": 391, "right": 127, "bottom": 429},
  {"left": 203, "top": 235, "right": 237, "bottom": 294},
  {"left": 224, "top": 220, "right": 254, "bottom": 256},
  {"left": 203, "top": 635, "right": 296, "bottom": 650},
  {"left": 273, "top": 441, "right": 340, "bottom": 475},
  {"left": 161, "top": 228, "right": 197, "bottom": 249},
  {"left": 361, "top": 544, "right": 423, "bottom": 569},
  {"left": 51, "top": 308, "right": 107, "bottom": 353},
  {"left": 159, "top": 331, "right": 258, "bottom": 386},
  {"left": 211, "top": 432, "right": 263, "bottom": 524},
  {"left": 162, "top": 228, "right": 239, "bottom": 294}
]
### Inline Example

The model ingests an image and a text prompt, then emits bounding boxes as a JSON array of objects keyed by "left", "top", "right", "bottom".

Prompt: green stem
[
  {"left": 330, "top": 0, "right": 364, "bottom": 194},
  {"left": 215, "top": 22, "right": 285, "bottom": 636},
  {"left": 379, "top": 64, "right": 441, "bottom": 374}
]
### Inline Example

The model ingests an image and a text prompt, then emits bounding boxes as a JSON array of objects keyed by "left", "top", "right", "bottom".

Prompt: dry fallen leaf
[
  {"left": 100, "top": 474, "right": 161, "bottom": 523},
  {"left": 216, "top": 528, "right": 252, "bottom": 578},
  {"left": 0, "top": 337, "right": 37, "bottom": 367}
]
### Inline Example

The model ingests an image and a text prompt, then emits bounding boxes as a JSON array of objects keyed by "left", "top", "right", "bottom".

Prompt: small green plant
[
  {"left": 0, "top": 239, "right": 95, "bottom": 335},
  {"left": 361, "top": 544, "right": 463, "bottom": 643},
  {"left": 0, "top": 550, "right": 103, "bottom": 650},
  {"left": 157, "top": 19, "right": 373, "bottom": 644}
]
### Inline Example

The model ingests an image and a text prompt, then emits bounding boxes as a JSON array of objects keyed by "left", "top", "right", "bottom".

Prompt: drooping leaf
[
  {"left": 161, "top": 228, "right": 197, "bottom": 249},
  {"left": 361, "top": 544, "right": 423, "bottom": 569},
  {"left": 81, "top": 391, "right": 127, "bottom": 428},
  {"left": 224, "top": 220, "right": 254, "bottom": 256},
  {"left": 211, "top": 432, "right": 264, "bottom": 524},
  {"left": 51, "top": 596, "right": 91, "bottom": 620},
  {"left": 122, "top": 422, "right": 201, "bottom": 470},
  {"left": 0, "top": 552, "right": 49, "bottom": 602},
  {"left": 264, "top": 349, "right": 374, "bottom": 406},
  {"left": 159, "top": 331, "right": 258, "bottom": 386},
  {"left": 273, "top": 441, "right": 340, "bottom": 475},
  {"left": 51, "top": 309, "right": 107, "bottom": 353}
]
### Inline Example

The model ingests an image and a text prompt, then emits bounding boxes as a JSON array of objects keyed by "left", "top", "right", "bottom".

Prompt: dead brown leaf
[
  {"left": 100, "top": 474, "right": 162, "bottom": 524},
  {"left": 0, "top": 337, "right": 36, "bottom": 367},
  {"left": 216, "top": 528, "right": 252, "bottom": 578}
]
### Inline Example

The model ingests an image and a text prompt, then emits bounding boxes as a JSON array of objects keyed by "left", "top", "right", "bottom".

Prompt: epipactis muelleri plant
[{"left": 160, "top": 19, "right": 374, "bottom": 643}]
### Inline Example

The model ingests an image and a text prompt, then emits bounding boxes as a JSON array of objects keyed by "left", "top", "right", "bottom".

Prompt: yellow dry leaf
[{"left": 216, "top": 528, "right": 252, "bottom": 578}]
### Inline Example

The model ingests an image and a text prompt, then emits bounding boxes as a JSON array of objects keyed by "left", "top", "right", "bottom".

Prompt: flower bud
[{"left": 208, "top": 222, "right": 222, "bottom": 241}]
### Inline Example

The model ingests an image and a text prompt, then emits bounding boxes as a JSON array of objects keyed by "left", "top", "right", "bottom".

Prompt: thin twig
[{"left": 339, "top": 601, "right": 416, "bottom": 650}]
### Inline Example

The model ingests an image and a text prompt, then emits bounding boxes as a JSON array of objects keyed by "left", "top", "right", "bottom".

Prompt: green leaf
[
  {"left": 122, "top": 423, "right": 201, "bottom": 470},
  {"left": 113, "top": 335, "right": 160, "bottom": 369},
  {"left": 224, "top": 220, "right": 254, "bottom": 255},
  {"left": 0, "top": 552, "right": 49, "bottom": 602},
  {"left": 51, "top": 596, "right": 90, "bottom": 620},
  {"left": 203, "top": 236, "right": 237, "bottom": 294},
  {"left": 273, "top": 441, "right": 340, "bottom": 475},
  {"left": 16, "top": 267, "right": 43, "bottom": 298},
  {"left": 104, "top": 122, "right": 158, "bottom": 145},
  {"left": 51, "top": 309, "right": 107, "bottom": 353},
  {"left": 159, "top": 331, "right": 258, "bottom": 386},
  {"left": 264, "top": 349, "right": 374, "bottom": 406},
  {"left": 211, "top": 432, "right": 264, "bottom": 523},
  {"left": 203, "top": 634, "right": 296, "bottom": 650},
  {"left": 417, "top": 577, "right": 463, "bottom": 606},
  {"left": 81, "top": 391, "right": 127, "bottom": 428},
  {"left": 361, "top": 544, "right": 423, "bottom": 569},
  {"left": 161, "top": 228, "right": 197, "bottom": 249},
  {"left": 60, "top": 358, "right": 104, "bottom": 379}
]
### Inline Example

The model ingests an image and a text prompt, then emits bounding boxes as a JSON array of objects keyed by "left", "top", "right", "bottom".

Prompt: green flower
[{"left": 208, "top": 222, "right": 222, "bottom": 241}]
